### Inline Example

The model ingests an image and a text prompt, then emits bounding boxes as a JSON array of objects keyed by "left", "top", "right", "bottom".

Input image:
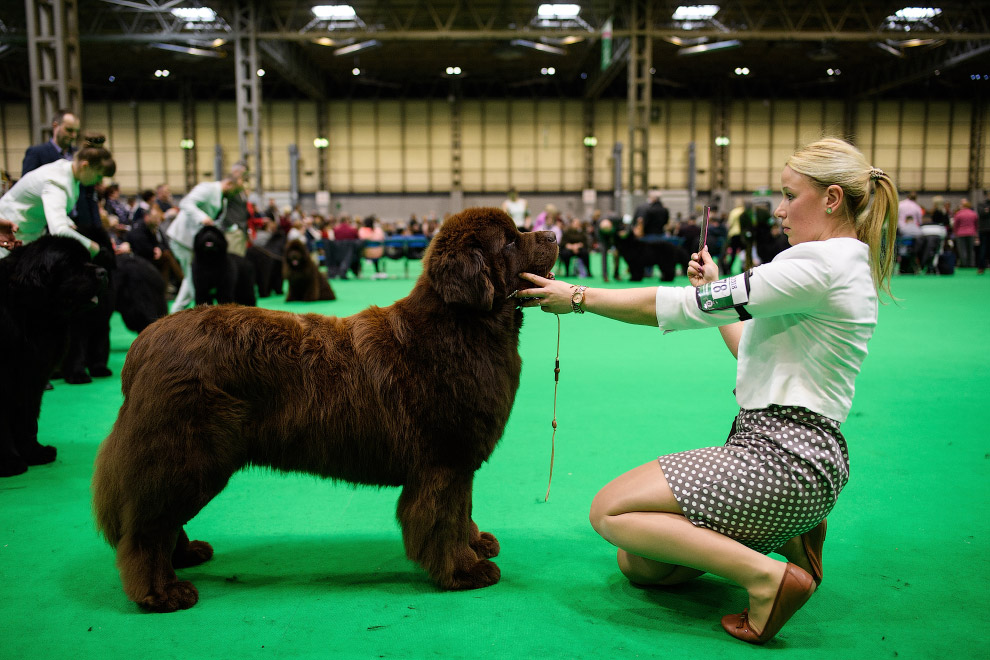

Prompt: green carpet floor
[{"left": 2, "top": 259, "right": 987, "bottom": 659}]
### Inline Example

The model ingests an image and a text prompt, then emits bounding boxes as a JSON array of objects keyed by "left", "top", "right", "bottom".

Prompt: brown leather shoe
[
  {"left": 801, "top": 519, "right": 826, "bottom": 586},
  {"left": 721, "top": 563, "right": 816, "bottom": 645}
]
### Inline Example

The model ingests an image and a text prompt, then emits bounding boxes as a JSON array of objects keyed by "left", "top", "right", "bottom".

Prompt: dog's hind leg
[
  {"left": 172, "top": 527, "right": 214, "bottom": 568},
  {"left": 117, "top": 527, "right": 199, "bottom": 613},
  {"left": 397, "top": 470, "right": 500, "bottom": 590}
]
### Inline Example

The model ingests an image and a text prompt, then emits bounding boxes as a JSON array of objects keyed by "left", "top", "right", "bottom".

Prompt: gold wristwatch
[{"left": 570, "top": 285, "right": 588, "bottom": 314}]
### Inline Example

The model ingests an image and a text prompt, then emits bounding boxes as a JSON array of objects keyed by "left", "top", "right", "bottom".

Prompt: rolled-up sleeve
[{"left": 655, "top": 245, "right": 832, "bottom": 333}]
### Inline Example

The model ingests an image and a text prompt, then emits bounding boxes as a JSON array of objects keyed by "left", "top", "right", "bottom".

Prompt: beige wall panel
[
  {"left": 925, "top": 145, "right": 950, "bottom": 170},
  {"left": 137, "top": 104, "right": 168, "bottom": 188},
  {"left": 403, "top": 101, "right": 431, "bottom": 147},
  {"left": 405, "top": 146, "right": 430, "bottom": 170},
  {"left": 819, "top": 102, "right": 846, "bottom": 139},
  {"left": 377, "top": 104, "right": 402, "bottom": 148},
  {"left": 162, "top": 103, "right": 185, "bottom": 188},
  {"left": 2, "top": 104, "right": 31, "bottom": 175},
  {"left": 108, "top": 104, "right": 139, "bottom": 191},
  {"left": 950, "top": 106, "right": 972, "bottom": 145},
  {"left": 484, "top": 145, "right": 509, "bottom": 171},
  {"left": 350, "top": 101, "right": 377, "bottom": 149},
  {"left": 378, "top": 148, "right": 403, "bottom": 192},
  {"left": 405, "top": 169, "right": 431, "bottom": 192},
  {"left": 267, "top": 122, "right": 295, "bottom": 191}
]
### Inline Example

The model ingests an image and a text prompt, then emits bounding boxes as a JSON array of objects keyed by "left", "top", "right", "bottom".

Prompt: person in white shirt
[
  {"left": 897, "top": 191, "right": 924, "bottom": 234},
  {"left": 167, "top": 163, "right": 247, "bottom": 312},
  {"left": 501, "top": 188, "right": 529, "bottom": 230},
  {"left": 516, "top": 137, "right": 898, "bottom": 645},
  {"left": 0, "top": 134, "right": 115, "bottom": 259}
]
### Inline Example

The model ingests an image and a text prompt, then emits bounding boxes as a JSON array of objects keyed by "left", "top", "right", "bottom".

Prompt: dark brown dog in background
[
  {"left": 92, "top": 207, "right": 558, "bottom": 612},
  {"left": 283, "top": 238, "right": 336, "bottom": 302}
]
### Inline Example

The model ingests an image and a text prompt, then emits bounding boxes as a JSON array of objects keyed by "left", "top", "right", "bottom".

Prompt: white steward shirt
[
  {"left": 0, "top": 159, "right": 91, "bottom": 252},
  {"left": 655, "top": 238, "right": 878, "bottom": 422},
  {"left": 165, "top": 181, "right": 225, "bottom": 250}
]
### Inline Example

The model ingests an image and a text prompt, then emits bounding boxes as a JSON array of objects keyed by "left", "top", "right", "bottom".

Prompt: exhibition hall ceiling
[{"left": 0, "top": 1, "right": 988, "bottom": 101}]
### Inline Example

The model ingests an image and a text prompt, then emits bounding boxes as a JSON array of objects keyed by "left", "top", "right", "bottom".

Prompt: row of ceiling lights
[{"left": 142, "top": 66, "right": 858, "bottom": 81}]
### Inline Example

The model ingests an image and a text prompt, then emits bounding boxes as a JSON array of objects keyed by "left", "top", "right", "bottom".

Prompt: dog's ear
[{"left": 427, "top": 247, "right": 494, "bottom": 311}]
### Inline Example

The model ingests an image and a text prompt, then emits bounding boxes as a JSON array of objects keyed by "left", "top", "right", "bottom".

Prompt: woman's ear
[{"left": 826, "top": 184, "right": 844, "bottom": 210}]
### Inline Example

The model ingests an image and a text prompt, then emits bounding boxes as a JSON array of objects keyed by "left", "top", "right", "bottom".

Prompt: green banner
[{"left": 601, "top": 17, "right": 613, "bottom": 70}]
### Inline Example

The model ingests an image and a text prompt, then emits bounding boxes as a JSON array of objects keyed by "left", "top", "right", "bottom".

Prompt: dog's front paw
[
  {"left": 471, "top": 531, "right": 500, "bottom": 559},
  {"left": 21, "top": 443, "right": 56, "bottom": 465},
  {"left": 88, "top": 365, "right": 113, "bottom": 378},
  {"left": 63, "top": 371, "right": 92, "bottom": 385},
  {"left": 137, "top": 580, "right": 199, "bottom": 613},
  {"left": 173, "top": 540, "right": 214, "bottom": 568},
  {"left": 446, "top": 559, "right": 501, "bottom": 590},
  {"left": 0, "top": 456, "right": 29, "bottom": 477}
]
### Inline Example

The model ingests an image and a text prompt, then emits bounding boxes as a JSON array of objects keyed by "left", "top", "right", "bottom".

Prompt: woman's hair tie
[
  {"left": 85, "top": 134, "right": 106, "bottom": 146},
  {"left": 869, "top": 167, "right": 885, "bottom": 181}
]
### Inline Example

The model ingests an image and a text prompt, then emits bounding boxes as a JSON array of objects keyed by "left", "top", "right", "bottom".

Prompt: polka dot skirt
[{"left": 657, "top": 405, "right": 849, "bottom": 554}]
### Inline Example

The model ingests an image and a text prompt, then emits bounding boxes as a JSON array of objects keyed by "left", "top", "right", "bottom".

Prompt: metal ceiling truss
[
  {"left": 69, "top": 1, "right": 990, "bottom": 43},
  {"left": 855, "top": 39, "right": 990, "bottom": 98}
]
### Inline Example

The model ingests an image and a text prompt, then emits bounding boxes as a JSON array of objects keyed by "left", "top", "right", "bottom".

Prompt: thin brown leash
[{"left": 545, "top": 314, "right": 560, "bottom": 502}]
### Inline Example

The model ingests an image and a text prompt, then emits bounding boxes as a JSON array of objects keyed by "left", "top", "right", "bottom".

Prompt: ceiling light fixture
[
  {"left": 333, "top": 40, "right": 381, "bottom": 56},
  {"left": 537, "top": 4, "right": 581, "bottom": 19},
  {"left": 875, "top": 41, "right": 906, "bottom": 58},
  {"left": 672, "top": 5, "right": 720, "bottom": 21},
  {"left": 351, "top": 67, "right": 361, "bottom": 75},
  {"left": 170, "top": 7, "right": 217, "bottom": 22},
  {"left": 891, "top": 7, "right": 942, "bottom": 22},
  {"left": 511, "top": 39, "right": 566, "bottom": 55},
  {"left": 677, "top": 39, "right": 741, "bottom": 56},
  {"left": 150, "top": 42, "right": 226, "bottom": 58},
  {"left": 313, "top": 37, "right": 336, "bottom": 46},
  {"left": 312, "top": 5, "right": 357, "bottom": 20}
]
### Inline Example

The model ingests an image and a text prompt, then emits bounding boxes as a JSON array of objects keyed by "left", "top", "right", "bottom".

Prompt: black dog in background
[
  {"left": 114, "top": 253, "right": 168, "bottom": 333},
  {"left": 0, "top": 236, "right": 107, "bottom": 476},
  {"left": 192, "top": 226, "right": 256, "bottom": 307},
  {"left": 284, "top": 239, "right": 336, "bottom": 302},
  {"left": 245, "top": 228, "right": 285, "bottom": 298},
  {"left": 614, "top": 230, "right": 689, "bottom": 282}
]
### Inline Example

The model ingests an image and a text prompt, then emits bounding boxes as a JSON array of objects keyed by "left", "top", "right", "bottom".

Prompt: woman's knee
[{"left": 588, "top": 488, "right": 615, "bottom": 538}]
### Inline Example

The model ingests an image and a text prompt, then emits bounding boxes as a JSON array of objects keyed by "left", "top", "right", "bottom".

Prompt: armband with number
[{"left": 695, "top": 271, "right": 752, "bottom": 321}]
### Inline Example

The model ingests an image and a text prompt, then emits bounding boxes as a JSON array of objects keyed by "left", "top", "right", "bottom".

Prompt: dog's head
[
  {"left": 0, "top": 235, "right": 106, "bottom": 316},
  {"left": 283, "top": 239, "right": 311, "bottom": 272},
  {"left": 423, "top": 207, "right": 557, "bottom": 311},
  {"left": 193, "top": 225, "right": 228, "bottom": 261}
]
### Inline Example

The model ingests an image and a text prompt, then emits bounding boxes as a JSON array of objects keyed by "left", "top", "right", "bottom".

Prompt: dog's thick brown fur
[
  {"left": 92, "top": 207, "right": 558, "bottom": 612},
  {"left": 283, "top": 238, "right": 336, "bottom": 302}
]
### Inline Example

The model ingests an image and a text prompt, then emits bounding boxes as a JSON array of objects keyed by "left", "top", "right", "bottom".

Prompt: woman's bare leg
[{"left": 590, "top": 460, "right": 812, "bottom": 633}]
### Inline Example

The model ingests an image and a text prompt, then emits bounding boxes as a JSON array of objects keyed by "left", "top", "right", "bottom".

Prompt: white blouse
[
  {"left": 655, "top": 238, "right": 878, "bottom": 422},
  {"left": 0, "top": 159, "right": 92, "bottom": 253}
]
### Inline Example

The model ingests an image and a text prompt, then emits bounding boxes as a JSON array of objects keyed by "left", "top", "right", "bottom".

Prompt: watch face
[{"left": 571, "top": 291, "right": 582, "bottom": 303}]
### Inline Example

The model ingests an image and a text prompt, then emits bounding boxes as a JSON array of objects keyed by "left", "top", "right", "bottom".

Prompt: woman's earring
[{"left": 826, "top": 207, "right": 833, "bottom": 214}]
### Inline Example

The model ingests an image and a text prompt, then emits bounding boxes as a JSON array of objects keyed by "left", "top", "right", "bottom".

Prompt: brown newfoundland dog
[
  {"left": 92, "top": 207, "right": 558, "bottom": 612},
  {"left": 283, "top": 238, "right": 336, "bottom": 302}
]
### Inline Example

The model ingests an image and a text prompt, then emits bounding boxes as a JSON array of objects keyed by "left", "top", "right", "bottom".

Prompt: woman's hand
[
  {"left": 516, "top": 273, "right": 577, "bottom": 314},
  {"left": 688, "top": 246, "right": 720, "bottom": 287}
]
